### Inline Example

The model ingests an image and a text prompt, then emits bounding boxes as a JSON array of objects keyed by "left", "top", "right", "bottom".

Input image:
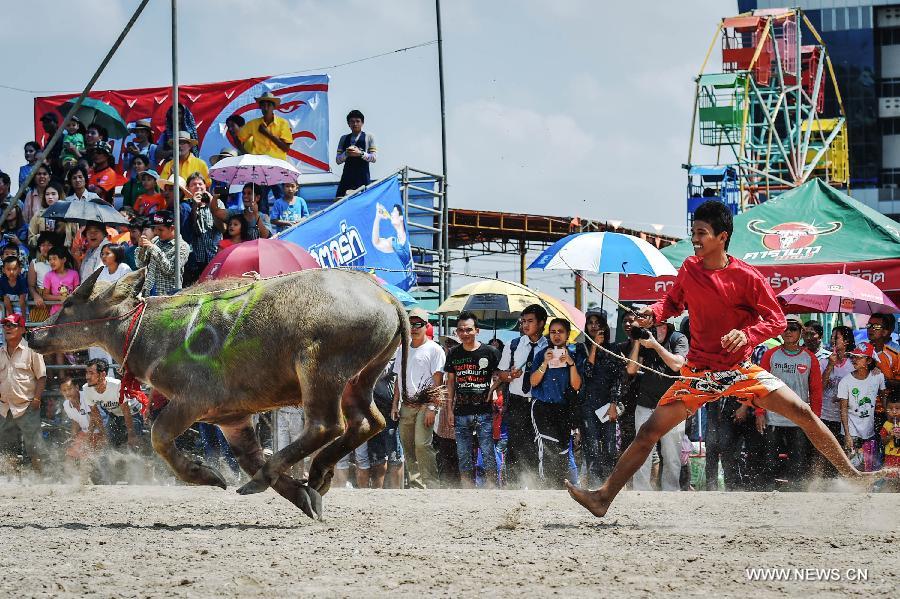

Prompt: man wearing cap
[
  {"left": 624, "top": 317, "right": 689, "bottom": 492},
  {"left": 133, "top": 170, "right": 166, "bottom": 216},
  {"left": 88, "top": 141, "right": 118, "bottom": 204},
  {"left": 159, "top": 132, "right": 210, "bottom": 187},
  {"left": 335, "top": 109, "right": 377, "bottom": 198},
  {"left": 136, "top": 210, "right": 191, "bottom": 296},
  {"left": 123, "top": 119, "right": 158, "bottom": 173},
  {"left": 390, "top": 308, "right": 445, "bottom": 489},
  {"left": 0, "top": 313, "right": 47, "bottom": 473},
  {"left": 755, "top": 317, "right": 823, "bottom": 489}
]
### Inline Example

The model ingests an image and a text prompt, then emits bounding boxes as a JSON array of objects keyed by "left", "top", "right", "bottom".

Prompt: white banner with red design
[
  {"left": 33, "top": 74, "right": 330, "bottom": 175},
  {"left": 618, "top": 259, "right": 900, "bottom": 306}
]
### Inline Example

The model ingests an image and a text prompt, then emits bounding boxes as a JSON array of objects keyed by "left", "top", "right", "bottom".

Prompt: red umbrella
[{"left": 200, "top": 238, "right": 320, "bottom": 281}]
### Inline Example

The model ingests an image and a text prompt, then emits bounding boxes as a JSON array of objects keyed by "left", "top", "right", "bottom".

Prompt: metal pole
[
  {"left": 519, "top": 239, "right": 526, "bottom": 285},
  {"left": 172, "top": 0, "right": 182, "bottom": 291},
  {"left": 574, "top": 271, "right": 583, "bottom": 310},
  {"left": 4, "top": 0, "right": 151, "bottom": 223},
  {"left": 436, "top": 0, "right": 451, "bottom": 311}
]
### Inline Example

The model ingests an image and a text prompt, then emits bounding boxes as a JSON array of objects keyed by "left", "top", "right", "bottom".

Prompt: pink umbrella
[
  {"left": 777, "top": 274, "right": 898, "bottom": 314},
  {"left": 200, "top": 238, "right": 319, "bottom": 281}
]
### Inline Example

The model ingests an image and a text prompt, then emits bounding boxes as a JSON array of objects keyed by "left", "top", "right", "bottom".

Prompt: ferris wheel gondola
[{"left": 685, "top": 8, "right": 848, "bottom": 221}]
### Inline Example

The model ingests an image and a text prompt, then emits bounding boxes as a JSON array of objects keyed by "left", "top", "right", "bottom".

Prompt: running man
[{"left": 567, "top": 200, "right": 884, "bottom": 517}]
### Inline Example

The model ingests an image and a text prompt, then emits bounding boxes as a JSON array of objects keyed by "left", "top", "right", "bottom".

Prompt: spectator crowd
[{"left": 0, "top": 98, "right": 897, "bottom": 493}]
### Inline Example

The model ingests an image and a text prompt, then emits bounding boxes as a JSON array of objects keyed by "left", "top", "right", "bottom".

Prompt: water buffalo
[{"left": 26, "top": 267, "right": 409, "bottom": 520}]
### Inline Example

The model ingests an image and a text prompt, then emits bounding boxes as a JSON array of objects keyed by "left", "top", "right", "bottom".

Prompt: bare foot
[{"left": 565, "top": 480, "right": 611, "bottom": 518}]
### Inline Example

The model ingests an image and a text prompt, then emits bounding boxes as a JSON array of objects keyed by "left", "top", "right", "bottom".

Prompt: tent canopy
[{"left": 665, "top": 179, "right": 900, "bottom": 267}]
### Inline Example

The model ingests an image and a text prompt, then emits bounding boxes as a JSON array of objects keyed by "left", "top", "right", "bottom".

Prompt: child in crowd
[
  {"left": 27, "top": 231, "right": 55, "bottom": 322},
  {"left": 880, "top": 395, "right": 900, "bottom": 476},
  {"left": 0, "top": 255, "right": 28, "bottom": 317},
  {"left": 839, "top": 341, "right": 887, "bottom": 471},
  {"left": 134, "top": 170, "right": 166, "bottom": 216},
  {"left": 270, "top": 179, "right": 309, "bottom": 233},
  {"left": 42, "top": 246, "right": 80, "bottom": 315},
  {"left": 218, "top": 215, "right": 250, "bottom": 251},
  {"left": 61, "top": 116, "right": 86, "bottom": 167}
]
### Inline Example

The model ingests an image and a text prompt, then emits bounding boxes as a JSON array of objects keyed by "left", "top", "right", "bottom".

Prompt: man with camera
[
  {"left": 183, "top": 171, "right": 226, "bottom": 286},
  {"left": 625, "top": 317, "right": 688, "bottom": 491}
]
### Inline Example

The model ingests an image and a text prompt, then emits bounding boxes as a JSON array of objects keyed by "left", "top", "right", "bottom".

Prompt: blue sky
[{"left": 0, "top": 0, "right": 731, "bottom": 303}]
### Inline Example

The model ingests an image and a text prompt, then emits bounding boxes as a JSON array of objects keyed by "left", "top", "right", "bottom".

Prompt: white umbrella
[{"left": 208, "top": 154, "right": 301, "bottom": 186}]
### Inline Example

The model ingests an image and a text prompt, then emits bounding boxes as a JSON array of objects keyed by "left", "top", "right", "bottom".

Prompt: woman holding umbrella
[{"left": 28, "top": 181, "right": 77, "bottom": 248}]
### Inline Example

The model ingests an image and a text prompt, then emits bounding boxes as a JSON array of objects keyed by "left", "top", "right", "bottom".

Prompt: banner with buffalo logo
[
  {"left": 33, "top": 74, "right": 330, "bottom": 174},
  {"left": 277, "top": 176, "right": 417, "bottom": 290}
]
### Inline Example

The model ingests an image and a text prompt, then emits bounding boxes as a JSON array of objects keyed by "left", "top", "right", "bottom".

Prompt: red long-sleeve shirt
[{"left": 651, "top": 255, "right": 786, "bottom": 370}]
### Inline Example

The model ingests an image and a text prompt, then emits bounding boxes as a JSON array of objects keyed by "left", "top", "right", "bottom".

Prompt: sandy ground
[{"left": 0, "top": 482, "right": 896, "bottom": 598}]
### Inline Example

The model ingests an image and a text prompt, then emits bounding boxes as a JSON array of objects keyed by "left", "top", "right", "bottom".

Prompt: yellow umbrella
[
  {"left": 536, "top": 292, "right": 586, "bottom": 344},
  {"left": 437, "top": 280, "right": 583, "bottom": 342},
  {"left": 436, "top": 279, "right": 543, "bottom": 319}
]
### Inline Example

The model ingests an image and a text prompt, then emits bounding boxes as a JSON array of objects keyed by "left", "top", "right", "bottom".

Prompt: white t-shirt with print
[
  {"left": 837, "top": 370, "right": 885, "bottom": 439},
  {"left": 82, "top": 377, "right": 139, "bottom": 417},
  {"left": 393, "top": 339, "right": 446, "bottom": 398},
  {"left": 63, "top": 394, "right": 91, "bottom": 432}
]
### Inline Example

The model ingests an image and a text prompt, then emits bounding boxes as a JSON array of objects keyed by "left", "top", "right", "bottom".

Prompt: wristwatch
[{"left": 427, "top": 405, "right": 437, "bottom": 412}]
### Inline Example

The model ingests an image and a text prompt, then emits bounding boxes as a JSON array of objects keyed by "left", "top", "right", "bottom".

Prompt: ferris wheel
[{"left": 686, "top": 8, "right": 848, "bottom": 216}]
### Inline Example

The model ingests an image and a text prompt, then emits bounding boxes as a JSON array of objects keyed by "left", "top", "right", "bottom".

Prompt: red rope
[{"left": 117, "top": 303, "right": 148, "bottom": 415}]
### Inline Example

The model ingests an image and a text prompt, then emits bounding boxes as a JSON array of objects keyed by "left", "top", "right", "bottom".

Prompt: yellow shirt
[
  {"left": 0, "top": 340, "right": 46, "bottom": 418},
  {"left": 238, "top": 116, "right": 293, "bottom": 160},
  {"left": 160, "top": 154, "right": 210, "bottom": 186}
]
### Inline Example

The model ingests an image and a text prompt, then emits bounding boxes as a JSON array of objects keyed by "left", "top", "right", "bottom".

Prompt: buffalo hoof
[
  {"left": 190, "top": 461, "right": 227, "bottom": 490},
  {"left": 236, "top": 476, "right": 272, "bottom": 496},
  {"left": 281, "top": 478, "right": 324, "bottom": 520}
]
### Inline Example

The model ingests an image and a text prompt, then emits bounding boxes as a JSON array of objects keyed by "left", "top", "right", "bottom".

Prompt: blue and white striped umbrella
[{"left": 528, "top": 232, "right": 677, "bottom": 276}]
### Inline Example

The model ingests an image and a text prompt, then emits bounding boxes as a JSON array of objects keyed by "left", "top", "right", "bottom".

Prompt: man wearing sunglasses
[
  {"left": 756, "top": 317, "right": 823, "bottom": 489},
  {"left": 0, "top": 313, "right": 47, "bottom": 473},
  {"left": 866, "top": 312, "right": 899, "bottom": 432}
]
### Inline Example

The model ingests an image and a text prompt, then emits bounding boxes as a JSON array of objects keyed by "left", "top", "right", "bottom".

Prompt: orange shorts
[{"left": 658, "top": 360, "right": 785, "bottom": 416}]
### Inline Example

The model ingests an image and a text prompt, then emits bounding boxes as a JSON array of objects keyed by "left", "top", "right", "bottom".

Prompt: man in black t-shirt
[{"left": 444, "top": 311, "right": 501, "bottom": 488}]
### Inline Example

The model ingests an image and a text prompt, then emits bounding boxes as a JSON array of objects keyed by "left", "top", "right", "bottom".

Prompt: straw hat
[
  {"left": 211, "top": 147, "right": 238, "bottom": 161},
  {"left": 255, "top": 92, "right": 282, "bottom": 107},
  {"left": 157, "top": 173, "right": 190, "bottom": 195},
  {"left": 129, "top": 119, "right": 155, "bottom": 141},
  {"left": 168, "top": 131, "right": 198, "bottom": 147}
]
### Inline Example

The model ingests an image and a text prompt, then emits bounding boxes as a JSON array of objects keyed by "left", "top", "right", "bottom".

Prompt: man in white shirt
[
  {"left": 497, "top": 304, "right": 548, "bottom": 487},
  {"left": 391, "top": 308, "right": 445, "bottom": 488},
  {"left": 82, "top": 358, "right": 142, "bottom": 450}
]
